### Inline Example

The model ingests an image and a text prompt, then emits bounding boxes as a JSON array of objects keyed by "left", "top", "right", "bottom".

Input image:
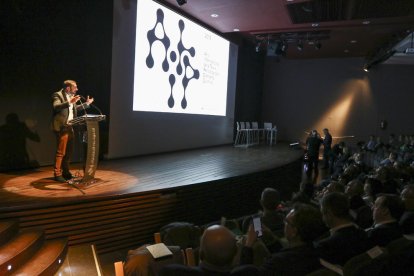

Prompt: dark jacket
[
  {"left": 51, "top": 90, "right": 89, "bottom": 132},
  {"left": 314, "top": 225, "right": 371, "bottom": 266},
  {"left": 241, "top": 244, "right": 321, "bottom": 276},
  {"left": 367, "top": 222, "right": 403, "bottom": 247}
]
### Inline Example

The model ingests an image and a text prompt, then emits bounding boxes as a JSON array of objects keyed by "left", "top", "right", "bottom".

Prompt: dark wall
[
  {"left": 262, "top": 57, "right": 414, "bottom": 145},
  {"left": 234, "top": 40, "right": 266, "bottom": 124},
  {"left": 1, "top": 0, "right": 112, "bottom": 170}
]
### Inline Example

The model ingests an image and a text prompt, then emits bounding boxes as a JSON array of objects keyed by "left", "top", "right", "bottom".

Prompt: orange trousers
[{"left": 54, "top": 127, "right": 74, "bottom": 176}]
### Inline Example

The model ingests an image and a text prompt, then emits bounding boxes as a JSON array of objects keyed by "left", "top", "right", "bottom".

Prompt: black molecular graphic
[{"left": 145, "top": 9, "right": 200, "bottom": 110}]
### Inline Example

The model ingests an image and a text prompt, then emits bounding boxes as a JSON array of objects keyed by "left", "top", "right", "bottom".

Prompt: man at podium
[{"left": 51, "top": 80, "right": 94, "bottom": 183}]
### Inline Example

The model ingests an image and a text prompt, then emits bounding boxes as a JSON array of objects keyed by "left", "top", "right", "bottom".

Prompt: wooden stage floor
[{"left": 0, "top": 143, "right": 303, "bottom": 208}]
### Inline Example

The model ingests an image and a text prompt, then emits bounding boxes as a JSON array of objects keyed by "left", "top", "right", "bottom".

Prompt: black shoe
[
  {"left": 54, "top": 176, "right": 67, "bottom": 183},
  {"left": 63, "top": 172, "right": 73, "bottom": 180}
]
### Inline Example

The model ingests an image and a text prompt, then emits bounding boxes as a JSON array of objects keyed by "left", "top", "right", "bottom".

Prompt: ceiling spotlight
[
  {"left": 255, "top": 41, "right": 261, "bottom": 52},
  {"left": 275, "top": 41, "right": 288, "bottom": 56},
  {"left": 176, "top": 0, "right": 187, "bottom": 6},
  {"left": 297, "top": 41, "right": 303, "bottom": 51}
]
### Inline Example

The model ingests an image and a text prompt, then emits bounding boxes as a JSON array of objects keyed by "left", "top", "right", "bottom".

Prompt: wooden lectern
[{"left": 68, "top": 114, "right": 106, "bottom": 182}]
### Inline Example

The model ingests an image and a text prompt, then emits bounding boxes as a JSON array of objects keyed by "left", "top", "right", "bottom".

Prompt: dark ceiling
[{"left": 157, "top": 0, "right": 414, "bottom": 60}]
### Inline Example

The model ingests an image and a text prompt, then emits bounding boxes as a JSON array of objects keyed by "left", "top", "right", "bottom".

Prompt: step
[
  {"left": 0, "top": 230, "right": 44, "bottom": 275},
  {"left": 55, "top": 244, "right": 103, "bottom": 276},
  {"left": 11, "top": 239, "right": 68, "bottom": 276},
  {"left": 0, "top": 221, "right": 19, "bottom": 246}
]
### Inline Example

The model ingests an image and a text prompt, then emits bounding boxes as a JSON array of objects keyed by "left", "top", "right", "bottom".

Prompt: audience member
[
  {"left": 400, "top": 184, "right": 414, "bottom": 234},
  {"left": 363, "top": 177, "right": 384, "bottom": 207},
  {"left": 366, "top": 194, "right": 404, "bottom": 247},
  {"left": 365, "top": 135, "right": 377, "bottom": 152},
  {"left": 315, "top": 192, "right": 371, "bottom": 266},
  {"left": 257, "top": 188, "right": 284, "bottom": 235},
  {"left": 346, "top": 179, "right": 373, "bottom": 229},
  {"left": 241, "top": 204, "right": 326, "bottom": 275},
  {"left": 161, "top": 225, "right": 255, "bottom": 275},
  {"left": 379, "top": 152, "right": 398, "bottom": 167}
]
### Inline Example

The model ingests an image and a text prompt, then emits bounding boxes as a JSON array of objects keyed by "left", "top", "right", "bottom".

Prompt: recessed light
[
  {"left": 362, "top": 20, "right": 370, "bottom": 25},
  {"left": 350, "top": 40, "right": 357, "bottom": 43},
  {"left": 210, "top": 14, "right": 219, "bottom": 18},
  {"left": 311, "top": 23, "right": 319, "bottom": 27},
  {"left": 233, "top": 28, "right": 240, "bottom": 32}
]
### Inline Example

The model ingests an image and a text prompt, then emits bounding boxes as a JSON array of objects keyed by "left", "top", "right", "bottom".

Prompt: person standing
[
  {"left": 306, "top": 130, "right": 322, "bottom": 179},
  {"left": 51, "top": 80, "right": 94, "bottom": 182},
  {"left": 322, "top": 128, "right": 332, "bottom": 169}
]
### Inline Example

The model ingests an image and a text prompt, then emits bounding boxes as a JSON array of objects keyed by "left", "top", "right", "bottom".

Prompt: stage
[{"left": 0, "top": 143, "right": 303, "bottom": 254}]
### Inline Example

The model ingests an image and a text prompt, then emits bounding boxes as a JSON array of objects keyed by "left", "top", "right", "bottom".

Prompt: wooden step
[
  {"left": 0, "top": 221, "right": 19, "bottom": 246},
  {"left": 11, "top": 239, "right": 68, "bottom": 276},
  {"left": 0, "top": 230, "right": 44, "bottom": 275}
]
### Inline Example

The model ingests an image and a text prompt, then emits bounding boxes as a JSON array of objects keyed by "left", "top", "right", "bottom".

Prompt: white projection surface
[{"left": 133, "top": 0, "right": 230, "bottom": 116}]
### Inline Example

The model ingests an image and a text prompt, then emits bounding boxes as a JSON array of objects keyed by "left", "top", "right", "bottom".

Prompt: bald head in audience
[{"left": 199, "top": 225, "right": 237, "bottom": 268}]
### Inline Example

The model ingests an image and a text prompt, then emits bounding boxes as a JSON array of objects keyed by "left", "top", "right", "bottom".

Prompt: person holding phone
[
  {"left": 241, "top": 204, "right": 326, "bottom": 275},
  {"left": 252, "top": 215, "right": 263, "bottom": 238}
]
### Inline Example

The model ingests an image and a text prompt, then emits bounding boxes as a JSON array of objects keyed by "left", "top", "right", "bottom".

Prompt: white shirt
[{"left": 66, "top": 92, "right": 74, "bottom": 123}]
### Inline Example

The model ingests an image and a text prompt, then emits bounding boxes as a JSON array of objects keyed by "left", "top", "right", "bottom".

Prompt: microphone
[{"left": 77, "top": 95, "right": 88, "bottom": 117}]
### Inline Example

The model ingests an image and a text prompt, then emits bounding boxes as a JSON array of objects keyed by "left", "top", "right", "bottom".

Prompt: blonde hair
[{"left": 63, "top": 80, "right": 77, "bottom": 89}]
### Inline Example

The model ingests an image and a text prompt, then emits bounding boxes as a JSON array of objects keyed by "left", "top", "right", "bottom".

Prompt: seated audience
[
  {"left": 315, "top": 192, "right": 371, "bottom": 266},
  {"left": 346, "top": 179, "right": 373, "bottom": 229},
  {"left": 363, "top": 177, "right": 384, "bottom": 207},
  {"left": 365, "top": 135, "right": 377, "bottom": 152},
  {"left": 160, "top": 225, "right": 256, "bottom": 275},
  {"left": 241, "top": 187, "right": 285, "bottom": 253},
  {"left": 400, "top": 184, "right": 414, "bottom": 234},
  {"left": 366, "top": 194, "right": 404, "bottom": 247},
  {"left": 257, "top": 188, "right": 284, "bottom": 235},
  {"left": 379, "top": 152, "right": 398, "bottom": 167},
  {"left": 241, "top": 203, "right": 326, "bottom": 276}
]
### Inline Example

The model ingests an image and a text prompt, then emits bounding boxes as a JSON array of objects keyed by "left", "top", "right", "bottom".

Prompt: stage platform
[{"left": 0, "top": 143, "right": 303, "bottom": 254}]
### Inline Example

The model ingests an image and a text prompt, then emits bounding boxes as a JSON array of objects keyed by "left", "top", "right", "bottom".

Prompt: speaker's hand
[
  {"left": 86, "top": 96, "right": 94, "bottom": 105},
  {"left": 70, "top": 95, "right": 81, "bottom": 103}
]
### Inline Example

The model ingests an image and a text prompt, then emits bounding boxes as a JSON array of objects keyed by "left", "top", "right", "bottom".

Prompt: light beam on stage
[{"left": 306, "top": 77, "right": 372, "bottom": 142}]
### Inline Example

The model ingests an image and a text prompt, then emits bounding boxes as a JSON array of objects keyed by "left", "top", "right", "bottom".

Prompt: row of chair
[{"left": 234, "top": 122, "right": 277, "bottom": 147}]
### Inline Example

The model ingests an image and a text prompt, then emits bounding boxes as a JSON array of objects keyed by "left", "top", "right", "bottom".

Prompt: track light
[
  {"left": 255, "top": 41, "right": 261, "bottom": 52},
  {"left": 297, "top": 41, "right": 303, "bottom": 51},
  {"left": 315, "top": 42, "right": 321, "bottom": 50},
  {"left": 176, "top": 0, "right": 187, "bottom": 6}
]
